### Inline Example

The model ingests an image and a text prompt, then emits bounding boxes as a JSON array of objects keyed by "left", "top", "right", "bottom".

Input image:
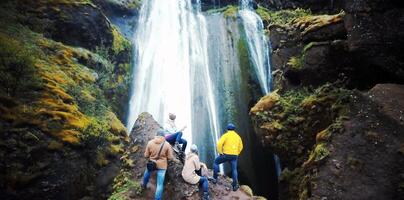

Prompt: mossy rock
[
  {"left": 240, "top": 185, "right": 254, "bottom": 197},
  {"left": 255, "top": 7, "right": 311, "bottom": 26},
  {"left": 316, "top": 128, "right": 331, "bottom": 143},
  {"left": 0, "top": 2, "right": 130, "bottom": 198},
  {"left": 303, "top": 143, "right": 330, "bottom": 168},
  {"left": 250, "top": 90, "right": 280, "bottom": 114}
]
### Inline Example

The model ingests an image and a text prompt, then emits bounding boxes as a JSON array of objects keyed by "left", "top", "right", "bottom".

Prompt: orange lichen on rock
[
  {"left": 316, "top": 128, "right": 331, "bottom": 143},
  {"left": 56, "top": 129, "right": 80, "bottom": 144},
  {"left": 250, "top": 89, "right": 280, "bottom": 115},
  {"left": 260, "top": 121, "right": 283, "bottom": 134},
  {"left": 107, "top": 111, "right": 127, "bottom": 136},
  {"left": 43, "top": 84, "right": 74, "bottom": 102},
  {"left": 292, "top": 12, "right": 344, "bottom": 35}
]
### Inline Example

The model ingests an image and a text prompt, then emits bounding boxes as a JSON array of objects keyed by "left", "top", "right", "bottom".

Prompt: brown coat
[
  {"left": 144, "top": 136, "right": 174, "bottom": 170},
  {"left": 181, "top": 152, "right": 202, "bottom": 184}
]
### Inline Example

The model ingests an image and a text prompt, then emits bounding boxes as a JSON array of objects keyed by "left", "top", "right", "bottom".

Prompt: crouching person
[
  {"left": 181, "top": 144, "right": 210, "bottom": 200},
  {"left": 142, "top": 130, "right": 175, "bottom": 200}
]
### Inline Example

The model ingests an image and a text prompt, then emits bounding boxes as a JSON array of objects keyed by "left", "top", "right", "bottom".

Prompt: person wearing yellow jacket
[{"left": 212, "top": 123, "right": 243, "bottom": 191}]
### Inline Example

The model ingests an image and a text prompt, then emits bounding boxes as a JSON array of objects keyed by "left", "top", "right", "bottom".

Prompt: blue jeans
[
  {"left": 213, "top": 154, "right": 238, "bottom": 187},
  {"left": 199, "top": 176, "right": 209, "bottom": 193},
  {"left": 142, "top": 168, "right": 166, "bottom": 200},
  {"left": 165, "top": 131, "right": 187, "bottom": 151}
]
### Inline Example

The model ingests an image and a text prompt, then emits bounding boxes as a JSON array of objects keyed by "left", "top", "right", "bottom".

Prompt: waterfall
[
  {"left": 127, "top": 0, "right": 272, "bottom": 181},
  {"left": 127, "top": 0, "right": 222, "bottom": 154},
  {"left": 239, "top": 0, "right": 272, "bottom": 94}
]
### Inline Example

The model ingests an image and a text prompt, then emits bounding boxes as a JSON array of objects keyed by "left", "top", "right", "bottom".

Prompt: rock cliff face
[
  {"left": 268, "top": 0, "right": 404, "bottom": 91},
  {"left": 109, "top": 113, "right": 265, "bottom": 200},
  {"left": 250, "top": 0, "right": 404, "bottom": 199},
  {"left": 251, "top": 84, "right": 404, "bottom": 199},
  {"left": 0, "top": 0, "right": 132, "bottom": 199}
]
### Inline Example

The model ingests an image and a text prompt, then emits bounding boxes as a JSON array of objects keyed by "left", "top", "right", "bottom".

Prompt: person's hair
[
  {"left": 169, "top": 113, "right": 176, "bottom": 120},
  {"left": 190, "top": 144, "right": 198, "bottom": 154}
]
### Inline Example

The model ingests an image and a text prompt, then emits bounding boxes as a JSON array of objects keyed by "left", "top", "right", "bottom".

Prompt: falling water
[
  {"left": 127, "top": 0, "right": 222, "bottom": 156},
  {"left": 239, "top": 0, "right": 271, "bottom": 94}
]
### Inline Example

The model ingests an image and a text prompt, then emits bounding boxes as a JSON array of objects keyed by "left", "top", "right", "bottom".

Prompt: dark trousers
[
  {"left": 213, "top": 154, "right": 238, "bottom": 187},
  {"left": 196, "top": 169, "right": 209, "bottom": 193},
  {"left": 199, "top": 176, "right": 209, "bottom": 193},
  {"left": 165, "top": 131, "right": 187, "bottom": 151}
]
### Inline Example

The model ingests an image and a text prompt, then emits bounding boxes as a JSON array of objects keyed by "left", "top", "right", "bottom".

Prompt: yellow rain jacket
[{"left": 217, "top": 130, "right": 243, "bottom": 156}]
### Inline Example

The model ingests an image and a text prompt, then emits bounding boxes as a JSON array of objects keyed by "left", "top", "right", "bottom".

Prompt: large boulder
[
  {"left": 309, "top": 84, "right": 404, "bottom": 199},
  {"left": 250, "top": 83, "right": 404, "bottom": 199}
]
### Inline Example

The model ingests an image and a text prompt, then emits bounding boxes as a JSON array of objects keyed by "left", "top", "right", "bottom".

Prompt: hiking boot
[
  {"left": 202, "top": 192, "right": 210, "bottom": 200},
  {"left": 141, "top": 182, "right": 147, "bottom": 190},
  {"left": 232, "top": 184, "right": 239, "bottom": 191}
]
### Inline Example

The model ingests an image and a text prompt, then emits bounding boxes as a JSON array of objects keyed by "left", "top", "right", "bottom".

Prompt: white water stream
[{"left": 126, "top": 0, "right": 271, "bottom": 168}]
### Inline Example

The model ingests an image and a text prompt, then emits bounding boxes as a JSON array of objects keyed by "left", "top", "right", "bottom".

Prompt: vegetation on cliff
[
  {"left": 251, "top": 83, "right": 351, "bottom": 199},
  {"left": 256, "top": 6, "right": 311, "bottom": 27},
  {"left": 0, "top": 0, "right": 132, "bottom": 199}
]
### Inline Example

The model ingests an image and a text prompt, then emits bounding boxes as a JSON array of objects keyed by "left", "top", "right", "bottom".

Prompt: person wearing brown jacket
[
  {"left": 181, "top": 144, "right": 210, "bottom": 200},
  {"left": 142, "top": 130, "right": 175, "bottom": 200}
]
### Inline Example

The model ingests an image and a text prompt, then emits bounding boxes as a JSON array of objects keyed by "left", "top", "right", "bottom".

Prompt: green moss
[
  {"left": 287, "top": 42, "right": 316, "bottom": 71},
  {"left": 287, "top": 56, "right": 305, "bottom": 70},
  {"left": 252, "top": 84, "right": 351, "bottom": 167},
  {"left": 237, "top": 38, "right": 251, "bottom": 73},
  {"left": 256, "top": 6, "right": 271, "bottom": 24},
  {"left": 126, "top": 0, "right": 142, "bottom": 9},
  {"left": 223, "top": 5, "right": 238, "bottom": 19},
  {"left": 0, "top": 8, "right": 127, "bottom": 151},
  {"left": 0, "top": 33, "right": 43, "bottom": 97},
  {"left": 0, "top": 2, "right": 130, "bottom": 198},
  {"left": 303, "top": 143, "right": 330, "bottom": 168},
  {"left": 112, "top": 26, "right": 131, "bottom": 55},
  {"left": 252, "top": 83, "right": 352, "bottom": 200},
  {"left": 207, "top": 5, "right": 238, "bottom": 19},
  {"left": 256, "top": 7, "right": 311, "bottom": 26},
  {"left": 108, "top": 171, "right": 142, "bottom": 200},
  {"left": 280, "top": 168, "right": 306, "bottom": 200},
  {"left": 303, "top": 42, "right": 315, "bottom": 53}
]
